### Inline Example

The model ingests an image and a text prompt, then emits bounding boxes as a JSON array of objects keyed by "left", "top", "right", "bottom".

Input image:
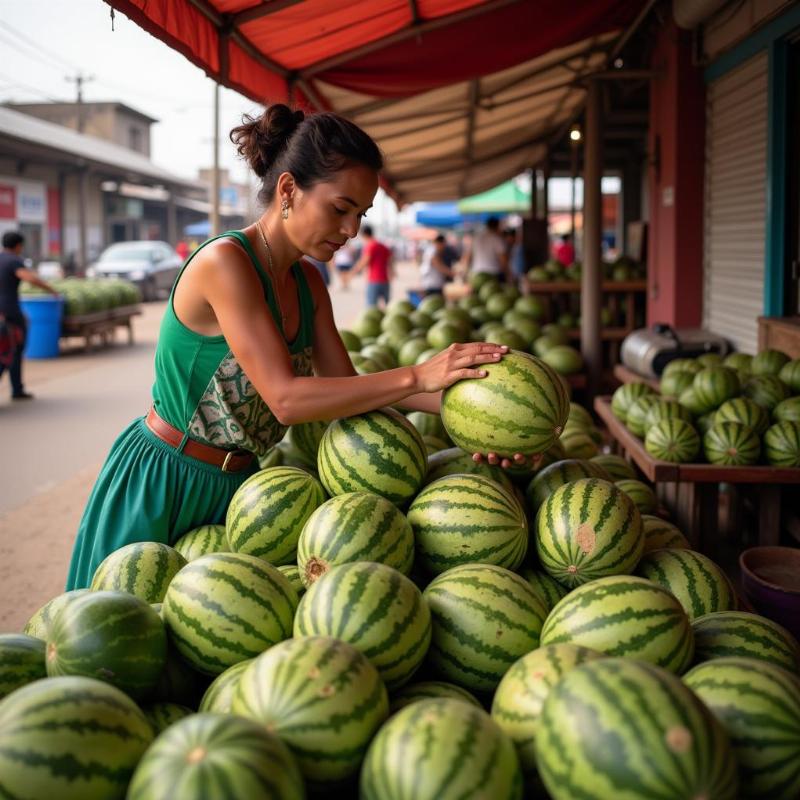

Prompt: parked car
[{"left": 87, "top": 241, "right": 181, "bottom": 301}]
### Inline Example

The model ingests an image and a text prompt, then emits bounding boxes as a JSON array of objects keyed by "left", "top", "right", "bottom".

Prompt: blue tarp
[
  {"left": 414, "top": 202, "right": 490, "bottom": 228},
  {"left": 184, "top": 220, "right": 212, "bottom": 236}
]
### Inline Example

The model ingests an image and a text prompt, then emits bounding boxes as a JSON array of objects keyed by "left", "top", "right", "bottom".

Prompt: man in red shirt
[
  {"left": 353, "top": 225, "right": 393, "bottom": 308},
  {"left": 554, "top": 233, "right": 576, "bottom": 267}
]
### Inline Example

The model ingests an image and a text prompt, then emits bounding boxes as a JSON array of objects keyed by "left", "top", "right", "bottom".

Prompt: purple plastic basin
[{"left": 739, "top": 546, "right": 800, "bottom": 639}]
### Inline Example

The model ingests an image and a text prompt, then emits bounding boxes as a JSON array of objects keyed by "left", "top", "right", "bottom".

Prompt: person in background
[
  {"left": 352, "top": 224, "right": 393, "bottom": 308},
  {"left": 333, "top": 241, "right": 355, "bottom": 290},
  {"left": 420, "top": 234, "right": 455, "bottom": 296},
  {"left": 464, "top": 216, "right": 509, "bottom": 283},
  {"left": 0, "top": 231, "right": 60, "bottom": 401},
  {"left": 504, "top": 227, "right": 526, "bottom": 280},
  {"left": 175, "top": 240, "right": 190, "bottom": 262},
  {"left": 555, "top": 233, "right": 575, "bottom": 267}
]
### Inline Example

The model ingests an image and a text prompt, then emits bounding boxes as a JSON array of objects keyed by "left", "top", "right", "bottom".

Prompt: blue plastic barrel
[{"left": 20, "top": 296, "right": 63, "bottom": 359}]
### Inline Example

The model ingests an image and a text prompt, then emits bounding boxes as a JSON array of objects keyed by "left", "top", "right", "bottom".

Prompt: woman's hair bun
[{"left": 230, "top": 104, "right": 304, "bottom": 178}]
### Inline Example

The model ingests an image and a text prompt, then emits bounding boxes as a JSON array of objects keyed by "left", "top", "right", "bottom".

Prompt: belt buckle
[{"left": 221, "top": 451, "right": 237, "bottom": 473}]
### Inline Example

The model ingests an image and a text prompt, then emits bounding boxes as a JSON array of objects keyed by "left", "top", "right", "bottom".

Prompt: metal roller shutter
[{"left": 703, "top": 52, "right": 768, "bottom": 354}]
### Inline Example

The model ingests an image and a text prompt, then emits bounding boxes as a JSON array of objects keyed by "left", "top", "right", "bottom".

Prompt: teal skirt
[{"left": 66, "top": 417, "right": 257, "bottom": 590}]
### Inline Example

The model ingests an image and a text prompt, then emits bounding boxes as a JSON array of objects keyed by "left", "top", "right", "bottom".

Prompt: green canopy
[{"left": 457, "top": 180, "right": 531, "bottom": 214}]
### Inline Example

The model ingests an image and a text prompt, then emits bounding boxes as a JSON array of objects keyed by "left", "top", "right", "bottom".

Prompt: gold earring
[{"left": 281, "top": 199, "right": 289, "bottom": 220}]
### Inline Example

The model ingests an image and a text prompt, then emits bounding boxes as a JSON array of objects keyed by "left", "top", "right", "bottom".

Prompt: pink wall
[{"left": 646, "top": 22, "right": 705, "bottom": 328}]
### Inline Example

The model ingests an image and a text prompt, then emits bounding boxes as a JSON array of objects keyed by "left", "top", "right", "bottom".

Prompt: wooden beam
[
  {"left": 233, "top": 0, "right": 305, "bottom": 25},
  {"left": 407, "top": 0, "right": 420, "bottom": 25}
]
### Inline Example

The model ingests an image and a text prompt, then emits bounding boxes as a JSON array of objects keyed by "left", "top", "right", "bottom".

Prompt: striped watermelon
[
  {"left": 774, "top": 396, "right": 800, "bottom": 423},
  {"left": 294, "top": 562, "right": 431, "bottom": 690},
  {"left": 714, "top": 396, "right": 770, "bottom": 434},
  {"left": 645, "top": 417, "right": 700, "bottom": 462},
  {"left": 422, "top": 434, "right": 449, "bottom": 454},
  {"left": 684, "top": 657, "right": 800, "bottom": 799},
  {"left": 422, "top": 564, "right": 548, "bottom": 692},
  {"left": 424, "top": 446, "right": 513, "bottom": 492},
  {"left": 232, "top": 636, "right": 388, "bottom": 782},
  {"left": 536, "top": 658, "right": 738, "bottom": 800},
  {"left": 692, "top": 366, "right": 741, "bottom": 412},
  {"left": 23, "top": 589, "right": 90, "bottom": 641},
  {"left": 142, "top": 702, "right": 193, "bottom": 734},
  {"left": 691, "top": 611, "right": 800, "bottom": 673},
  {"left": 624, "top": 394, "right": 658, "bottom": 437},
  {"left": 678, "top": 385, "right": 707, "bottom": 416},
  {"left": 663, "top": 358, "right": 702, "bottom": 377},
  {"left": 752, "top": 348, "right": 790, "bottom": 376},
  {"left": 284, "top": 419, "right": 329, "bottom": 465},
  {"left": 644, "top": 398, "right": 693, "bottom": 428},
  {"left": 0, "top": 676, "right": 153, "bottom": 800},
  {"left": 46, "top": 590, "right": 166, "bottom": 700},
  {"left": 339, "top": 329, "right": 362, "bottom": 350},
  {"left": 779, "top": 359, "right": 800, "bottom": 392},
  {"left": 518, "top": 566, "right": 569, "bottom": 612},
  {"left": 764, "top": 420, "right": 800, "bottom": 466},
  {"left": 696, "top": 411, "right": 716, "bottom": 434},
  {"left": 0, "top": 634, "right": 46, "bottom": 700},
  {"left": 636, "top": 548, "right": 737, "bottom": 620},
  {"left": 318, "top": 407, "right": 427, "bottom": 504},
  {"left": 614, "top": 478, "right": 657, "bottom": 514},
  {"left": 743, "top": 374, "right": 791, "bottom": 409},
  {"left": 659, "top": 370, "right": 695, "bottom": 399},
  {"left": 163, "top": 553, "right": 298, "bottom": 675},
  {"left": 640, "top": 514, "right": 691, "bottom": 553},
  {"left": 127, "top": 712, "right": 305, "bottom": 800},
  {"left": 441, "top": 350, "right": 569, "bottom": 457},
  {"left": 558, "top": 427, "right": 599, "bottom": 459},
  {"left": 590, "top": 453, "right": 636, "bottom": 481},
  {"left": 199, "top": 658, "right": 253, "bottom": 714},
  {"left": 399, "top": 338, "right": 431, "bottom": 367},
  {"left": 360, "top": 698, "right": 523, "bottom": 800},
  {"left": 567, "top": 402, "right": 594, "bottom": 429},
  {"left": 697, "top": 352, "right": 723, "bottom": 368},
  {"left": 226, "top": 466, "right": 326, "bottom": 565},
  {"left": 389, "top": 680, "right": 481, "bottom": 714},
  {"left": 90, "top": 542, "right": 186, "bottom": 603},
  {"left": 298, "top": 491, "right": 414, "bottom": 585},
  {"left": 276, "top": 564, "right": 305, "bottom": 597},
  {"left": 173, "top": 524, "right": 228, "bottom": 561},
  {"left": 408, "top": 474, "right": 527, "bottom": 575},
  {"left": 540, "top": 575, "right": 694, "bottom": 673},
  {"left": 703, "top": 421, "right": 760, "bottom": 465},
  {"left": 525, "top": 458, "right": 608, "bottom": 513},
  {"left": 535, "top": 478, "right": 644, "bottom": 588},
  {"left": 407, "top": 410, "right": 450, "bottom": 442},
  {"left": 151, "top": 636, "right": 211, "bottom": 709},
  {"left": 724, "top": 352, "right": 753, "bottom": 375},
  {"left": 610, "top": 382, "right": 656, "bottom": 422},
  {"left": 491, "top": 643, "right": 602, "bottom": 773}
]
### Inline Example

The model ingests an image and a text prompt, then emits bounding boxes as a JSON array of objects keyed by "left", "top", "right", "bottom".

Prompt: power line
[
  {"left": 0, "top": 30, "right": 73, "bottom": 76},
  {"left": 0, "top": 71, "right": 62, "bottom": 103},
  {"left": 0, "top": 20, "right": 78, "bottom": 72}
]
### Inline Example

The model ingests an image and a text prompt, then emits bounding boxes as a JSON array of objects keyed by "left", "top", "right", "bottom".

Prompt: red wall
[{"left": 647, "top": 22, "right": 705, "bottom": 327}]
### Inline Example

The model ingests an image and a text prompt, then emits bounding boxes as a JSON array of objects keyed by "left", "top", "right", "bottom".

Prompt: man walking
[
  {"left": 353, "top": 225, "right": 393, "bottom": 308},
  {"left": 0, "top": 232, "right": 60, "bottom": 400},
  {"left": 465, "top": 216, "right": 510, "bottom": 283}
]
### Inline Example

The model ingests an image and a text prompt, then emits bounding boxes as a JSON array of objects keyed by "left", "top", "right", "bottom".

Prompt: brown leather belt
[{"left": 145, "top": 407, "right": 254, "bottom": 473}]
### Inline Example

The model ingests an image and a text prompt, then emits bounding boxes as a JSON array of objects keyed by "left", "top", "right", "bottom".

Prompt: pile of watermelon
[
  {"left": 1, "top": 357, "right": 799, "bottom": 799},
  {"left": 612, "top": 348, "right": 800, "bottom": 467},
  {"left": 21, "top": 278, "right": 142, "bottom": 317}
]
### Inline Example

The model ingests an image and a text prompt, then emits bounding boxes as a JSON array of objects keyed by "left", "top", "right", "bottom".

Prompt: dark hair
[
  {"left": 361, "top": 224, "right": 374, "bottom": 237},
  {"left": 562, "top": 233, "right": 572, "bottom": 242},
  {"left": 434, "top": 234, "right": 446, "bottom": 243},
  {"left": 2, "top": 231, "right": 24, "bottom": 249},
  {"left": 486, "top": 217, "right": 500, "bottom": 231},
  {"left": 231, "top": 104, "right": 383, "bottom": 204}
]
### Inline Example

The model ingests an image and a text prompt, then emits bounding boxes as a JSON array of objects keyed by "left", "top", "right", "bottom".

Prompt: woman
[{"left": 66, "top": 105, "right": 523, "bottom": 590}]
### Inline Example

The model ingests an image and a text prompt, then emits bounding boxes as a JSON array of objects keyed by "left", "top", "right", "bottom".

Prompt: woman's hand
[
  {"left": 473, "top": 451, "right": 544, "bottom": 470},
  {"left": 411, "top": 343, "right": 508, "bottom": 393}
]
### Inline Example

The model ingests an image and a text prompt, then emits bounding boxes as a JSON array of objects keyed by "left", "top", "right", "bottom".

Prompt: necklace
[{"left": 255, "top": 220, "right": 288, "bottom": 329}]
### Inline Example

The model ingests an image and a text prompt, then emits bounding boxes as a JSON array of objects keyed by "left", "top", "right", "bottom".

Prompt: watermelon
[
  {"left": 764, "top": 420, "right": 800, "bottom": 466},
  {"left": 199, "top": 658, "right": 253, "bottom": 714},
  {"left": 567, "top": 402, "right": 594, "bottom": 429},
  {"left": 610, "top": 382, "right": 656, "bottom": 422},
  {"left": 514, "top": 295, "right": 545, "bottom": 320},
  {"left": 703, "top": 421, "right": 760, "bottom": 465},
  {"left": 624, "top": 394, "right": 658, "bottom": 437},
  {"left": 23, "top": 589, "right": 90, "bottom": 641},
  {"left": 389, "top": 680, "right": 481, "bottom": 714},
  {"left": 276, "top": 564, "right": 305, "bottom": 598},
  {"left": 743, "top": 374, "right": 791, "bottom": 409},
  {"left": 406, "top": 410, "right": 449, "bottom": 441},
  {"left": 232, "top": 636, "right": 388, "bottom": 782},
  {"left": 636, "top": 548, "right": 737, "bottom": 620},
  {"left": 398, "top": 337, "right": 430, "bottom": 367},
  {"left": 779, "top": 359, "right": 800, "bottom": 392},
  {"left": 151, "top": 636, "right": 211, "bottom": 709},
  {"left": 142, "top": 702, "right": 192, "bottom": 734},
  {"left": 424, "top": 447, "right": 512, "bottom": 492},
  {"left": 422, "top": 564, "right": 548, "bottom": 692},
  {"left": 173, "top": 524, "right": 228, "bottom": 561},
  {"left": 318, "top": 407, "right": 427, "bottom": 504},
  {"left": 338, "top": 329, "right": 362, "bottom": 351},
  {"left": 0, "top": 676, "right": 153, "bottom": 800},
  {"left": 558, "top": 427, "right": 599, "bottom": 459},
  {"left": 127, "top": 712, "right": 305, "bottom": 800},
  {"left": 409, "top": 310, "right": 434, "bottom": 329},
  {"left": 408, "top": 474, "right": 527, "bottom": 575},
  {"left": 678, "top": 385, "right": 708, "bottom": 416},
  {"left": 517, "top": 566, "right": 570, "bottom": 612},
  {"left": 540, "top": 575, "right": 694, "bottom": 673},
  {"left": 541, "top": 345, "right": 583, "bottom": 375},
  {"left": 90, "top": 541, "right": 186, "bottom": 603},
  {"left": 692, "top": 366, "right": 741, "bottom": 412},
  {"left": 361, "top": 343, "right": 396, "bottom": 370},
  {"left": 614, "top": 478, "right": 657, "bottom": 514},
  {"left": 590, "top": 453, "right": 636, "bottom": 481},
  {"left": 663, "top": 358, "right": 702, "bottom": 377},
  {"left": 691, "top": 611, "right": 800, "bottom": 673},
  {"left": 427, "top": 321, "right": 464, "bottom": 349},
  {"left": 163, "top": 553, "right": 298, "bottom": 675},
  {"left": 644, "top": 398, "right": 693, "bottom": 428},
  {"left": 535, "top": 478, "right": 644, "bottom": 588},
  {"left": 294, "top": 562, "right": 431, "bottom": 690},
  {"left": 297, "top": 491, "right": 414, "bottom": 584},
  {"left": 507, "top": 317, "right": 541, "bottom": 346},
  {"left": 226, "top": 466, "right": 326, "bottom": 565},
  {"left": 645, "top": 417, "right": 700, "bottom": 462},
  {"left": 46, "top": 590, "right": 166, "bottom": 699},
  {"left": 774, "top": 396, "right": 800, "bottom": 423},
  {"left": 695, "top": 411, "right": 716, "bottom": 434},
  {"left": 684, "top": 657, "right": 800, "bottom": 799},
  {"left": 714, "top": 396, "right": 770, "bottom": 434},
  {"left": 491, "top": 644, "right": 603, "bottom": 772},
  {"left": 640, "top": 514, "right": 691, "bottom": 553},
  {"left": 659, "top": 370, "right": 695, "bottom": 399},
  {"left": 0, "top": 634, "right": 46, "bottom": 699},
  {"left": 723, "top": 352, "right": 753, "bottom": 375},
  {"left": 440, "top": 350, "right": 569, "bottom": 458},
  {"left": 282, "top": 419, "right": 328, "bottom": 466},
  {"left": 752, "top": 348, "right": 790, "bottom": 376},
  {"left": 360, "top": 698, "right": 523, "bottom": 800},
  {"left": 697, "top": 352, "right": 723, "bottom": 368},
  {"left": 536, "top": 658, "right": 738, "bottom": 800},
  {"left": 422, "top": 434, "right": 449, "bottom": 454},
  {"left": 419, "top": 293, "right": 445, "bottom": 314}
]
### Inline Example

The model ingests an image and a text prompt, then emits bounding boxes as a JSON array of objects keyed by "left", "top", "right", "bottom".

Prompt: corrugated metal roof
[{"left": 0, "top": 106, "right": 202, "bottom": 190}]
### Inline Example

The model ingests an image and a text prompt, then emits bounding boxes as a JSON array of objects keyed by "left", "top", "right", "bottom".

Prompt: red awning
[{"left": 106, "top": 0, "right": 645, "bottom": 200}]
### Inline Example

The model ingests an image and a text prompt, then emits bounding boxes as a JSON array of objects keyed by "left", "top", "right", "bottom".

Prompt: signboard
[
  {"left": 0, "top": 184, "right": 15, "bottom": 219},
  {"left": 16, "top": 182, "right": 46, "bottom": 223}
]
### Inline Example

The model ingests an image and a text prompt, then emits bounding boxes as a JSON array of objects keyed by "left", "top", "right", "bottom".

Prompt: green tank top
[{"left": 152, "top": 230, "right": 315, "bottom": 457}]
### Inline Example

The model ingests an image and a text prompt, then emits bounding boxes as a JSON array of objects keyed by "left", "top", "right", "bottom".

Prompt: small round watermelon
[
  {"left": 424, "top": 446, "right": 513, "bottom": 491},
  {"left": 645, "top": 418, "right": 700, "bottom": 463},
  {"left": 389, "top": 680, "right": 481, "bottom": 714},
  {"left": 614, "top": 478, "right": 658, "bottom": 514},
  {"left": 773, "top": 396, "right": 800, "bottom": 423},
  {"left": 172, "top": 524, "right": 228, "bottom": 561},
  {"left": 743, "top": 374, "right": 791, "bottom": 409},
  {"left": 692, "top": 366, "right": 741, "bottom": 412},
  {"left": 23, "top": 589, "right": 90, "bottom": 641},
  {"left": 723, "top": 352, "right": 753, "bottom": 375},
  {"left": 590, "top": 453, "right": 636, "bottom": 481},
  {"left": 714, "top": 396, "right": 770, "bottom": 434},
  {"left": 659, "top": 370, "right": 695, "bottom": 399},
  {"left": 625, "top": 394, "right": 659, "bottom": 437},
  {"left": 610, "top": 382, "right": 656, "bottom": 423},
  {"left": 645, "top": 398, "right": 693, "bottom": 428},
  {"left": 141, "top": 702, "right": 192, "bottom": 735},
  {"left": 779, "top": 359, "right": 800, "bottom": 392},
  {"left": 525, "top": 458, "right": 608, "bottom": 513},
  {"left": 764, "top": 420, "right": 800, "bottom": 466},
  {"left": 0, "top": 634, "right": 46, "bottom": 700},
  {"left": 640, "top": 515, "right": 691, "bottom": 553},
  {"left": 198, "top": 659, "right": 253, "bottom": 714},
  {"left": 751, "top": 348, "right": 791, "bottom": 376},
  {"left": 703, "top": 421, "right": 760, "bottom": 465}
]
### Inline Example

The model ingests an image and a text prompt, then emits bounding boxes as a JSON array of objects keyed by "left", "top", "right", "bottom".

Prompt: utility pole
[
  {"left": 66, "top": 73, "right": 94, "bottom": 271},
  {"left": 65, "top": 72, "right": 95, "bottom": 133}
]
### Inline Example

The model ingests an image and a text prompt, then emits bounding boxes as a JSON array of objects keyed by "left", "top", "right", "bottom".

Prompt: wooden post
[
  {"left": 582, "top": 79, "right": 604, "bottom": 398},
  {"left": 211, "top": 82, "right": 221, "bottom": 237}
]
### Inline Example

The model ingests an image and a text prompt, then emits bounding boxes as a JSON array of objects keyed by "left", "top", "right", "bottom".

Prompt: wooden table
[
  {"left": 61, "top": 305, "right": 142, "bottom": 352},
  {"left": 594, "top": 395, "right": 800, "bottom": 553},
  {"left": 612, "top": 363, "right": 661, "bottom": 391}
]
